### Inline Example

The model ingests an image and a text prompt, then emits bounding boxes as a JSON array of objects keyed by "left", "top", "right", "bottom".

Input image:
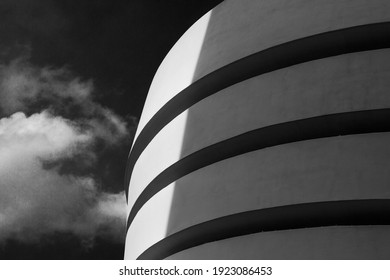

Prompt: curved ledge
[
  {"left": 127, "top": 108, "right": 390, "bottom": 230},
  {"left": 137, "top": 199, "right": 390, "bottom": 259},
  {"left": 125, "top": 21, "right": 390, "bottom": 199}
]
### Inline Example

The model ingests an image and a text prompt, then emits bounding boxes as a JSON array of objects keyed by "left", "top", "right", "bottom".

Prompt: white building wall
[{"left": 125, "top": 0, "right": 390, "bottom": 259}]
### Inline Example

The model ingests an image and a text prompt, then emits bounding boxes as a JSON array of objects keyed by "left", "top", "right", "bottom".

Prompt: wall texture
[{"left": 125, "top": 0, "right": 390, "bottom": 259}]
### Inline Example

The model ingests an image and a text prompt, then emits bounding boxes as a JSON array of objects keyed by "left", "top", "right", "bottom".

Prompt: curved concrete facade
[{"left": 125, "top": 0, "right": 390, "bottom": 259}]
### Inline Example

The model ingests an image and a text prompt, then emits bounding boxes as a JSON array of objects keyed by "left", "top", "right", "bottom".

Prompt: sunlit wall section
[{"left": 124, "top": 11, "right": 211, "bottom": 260}]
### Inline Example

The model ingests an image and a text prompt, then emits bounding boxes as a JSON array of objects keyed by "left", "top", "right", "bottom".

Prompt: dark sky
[
  {"left": 1, "top": 0, "right": 222, "bottom": 116},
  {"left": 0, "top": 0, "right": 222, "bottom": 259}
]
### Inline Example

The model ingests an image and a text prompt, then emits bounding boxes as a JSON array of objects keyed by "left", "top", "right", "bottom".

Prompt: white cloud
[
  {"left": 0, "top": 111, "right": 91, "bottom": 158},
  {"left": 0, "top": 57, "right": 91, "bottom": 113},
  {"left": 86, "top": 107, "right": 129, "bottom": 145},
  {"left": 0, "top": 111, "right": 127, "bottom": 242},
  {"left": 0, "top": 55, "right": 130, "bottom": 245},
  {"left": 0, "top": 57, "right": 129, "bottom": 143}
]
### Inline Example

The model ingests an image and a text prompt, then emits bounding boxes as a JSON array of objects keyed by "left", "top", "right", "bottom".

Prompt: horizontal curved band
[
  {"left": 137, "top": 199, "right": 390, "bottom": 259},
  {"left": 127, "top": 108, "right": 390, "bottom": 230},
  {"left": 125, "top": 21, "right": 390, "bottom": 199}
]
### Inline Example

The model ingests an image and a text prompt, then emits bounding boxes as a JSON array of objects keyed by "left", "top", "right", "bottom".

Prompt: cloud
[
  {"left": 0, "top": 56, "right": 129, "bottom": 143},
  {"left": 0, "top": 56, "right": 132, "bottom": 247},
  {"left": 0, "top": 111, "right": 91, "bottom": 157},
  {"left": 0, "top": 56, "right": 89, "bottom": 113},
  {"left": 0, "top": 111, "right": 127, "bottom": 243}
]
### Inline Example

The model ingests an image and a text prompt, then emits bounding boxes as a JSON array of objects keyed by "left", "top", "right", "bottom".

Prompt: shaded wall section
[{"left": 165, "top": 0, "right": 390, "bottom": 259}]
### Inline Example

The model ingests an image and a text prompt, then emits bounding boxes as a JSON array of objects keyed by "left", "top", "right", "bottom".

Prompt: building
[{"left": 124, "top": 0, "right": 390, "bottom": 259}]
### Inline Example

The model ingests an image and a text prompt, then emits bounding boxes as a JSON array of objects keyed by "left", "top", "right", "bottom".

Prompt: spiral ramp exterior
[{"left": 125, "top": 0, "right": 390, "bottom": 259}]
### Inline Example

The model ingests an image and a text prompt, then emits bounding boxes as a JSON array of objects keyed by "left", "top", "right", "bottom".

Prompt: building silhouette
[{"left": 125, "top": 0, "right": 390, "bottom": 259}]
